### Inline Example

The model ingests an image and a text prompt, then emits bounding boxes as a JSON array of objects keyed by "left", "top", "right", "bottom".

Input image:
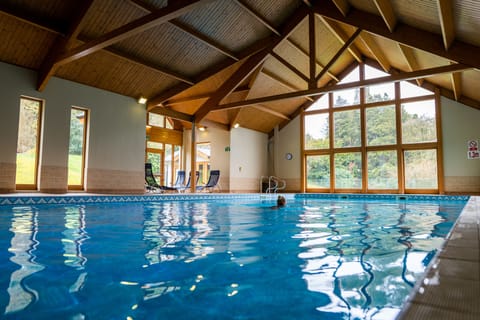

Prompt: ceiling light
[
  {"left": 138, "top": 97, "right": 147, "bottom": 104},
  {"left": 233, "top": 123, "right": 240, "bottom": 129},
  {"left": 199, "top": 126, "right": 206, "bottom": 131}
]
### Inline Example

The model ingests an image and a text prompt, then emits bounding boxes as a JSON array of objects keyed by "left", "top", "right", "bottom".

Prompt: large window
[
  {"left": 16, "top": 97, "right": 43, "bottom": 189},
  {"left": 303, "top": 64, "right": 441, "bottom": 193},
  {"left": 196, "top": 142, "right": 211, "bottom": 184},
  {"left": 68, "top": 107, "right": 88, "bottom": 189}
]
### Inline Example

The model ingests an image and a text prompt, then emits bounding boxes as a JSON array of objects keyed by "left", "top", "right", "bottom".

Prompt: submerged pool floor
[{"left": 0, "top": 194, "right": 475, "bottom": 319}]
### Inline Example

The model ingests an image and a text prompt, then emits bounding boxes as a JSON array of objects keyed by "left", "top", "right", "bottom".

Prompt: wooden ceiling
[{"left": 0, "top": 0, "right": 479, "bottom": 134}]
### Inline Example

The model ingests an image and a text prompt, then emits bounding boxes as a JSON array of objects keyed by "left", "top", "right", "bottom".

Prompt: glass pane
[
  {"left": 334, "top": 109, "right": 361, "bottom": 148},
  {"left": 366, "top": 105, "right": 396, "bottom": 146},
  {"left": 367, "top": 151, "right": 398, "bottom": 189},
  {"left": 196, "top": 143, "right": 211, "bottom": 184},
  {"left": 164, "top": 144, "right": 173, "bottom": 185},
  {"left": 148, "top": 113, "right": 164, "bottom": 127},
  {"left": 147, "top": 141, "right": 163, "bottom": 149},
  {"left": 306, "top": 155, "right": 330, "bottom": 188},
  {"left": 306, "top": 94, "right": 329, "bottom": 111},
  {"left": 173, "top": 145, "right": 182, "bottom": 178},
  {"left": 166, "top": 118, "right": 173, "bottom": 129},
  {"left": 16, "top": 98, "right": 41, "bottom": 185},
  {"left": 334, "top": 152, "right": 362, "bottom": 189},
  {"left": 304, "top": 114, "right": 329, "bottom": 150},
  {"left": 404, "top": 149, "right": 438, "bottom": 189},
  {"left": 333, "top": 88, "right": 361, "bottom": 107},
  {"left": 365, "top": 65, "right": 389, "bottom": 79},
  {"left": 147, "top": 152, "right": 162, "bottom": 183},
  {"left": 68, "top": 108, "right": 86, "bottom": 186},
  {"left": 400, "top": 81, "right": 432, "bottom": 98},
  {"left": 402, "top": 100, "right": 437, "bottom": 143},
  {"left": 365, "top": 83, "right": 395, "bottom": 103}
]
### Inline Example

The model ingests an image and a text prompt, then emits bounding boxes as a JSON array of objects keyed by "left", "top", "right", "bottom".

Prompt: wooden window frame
[{"left": 302, "top": 63, "right": 443, "bottom": 194}]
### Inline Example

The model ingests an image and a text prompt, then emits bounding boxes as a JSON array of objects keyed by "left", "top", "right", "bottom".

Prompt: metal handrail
[{"left": 260, "top": 176, "right": 286, "bottom": 193}]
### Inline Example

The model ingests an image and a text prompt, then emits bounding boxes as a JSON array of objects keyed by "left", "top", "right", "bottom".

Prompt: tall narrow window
[
  {"left": 16, "top": 97, "right": 43, "bottom": 189},
  {"left": 68, "top": 108, "right": 88, "bottom": 189},
  {"left": 196, "top": 142, "right": 211, "bottom": 184}
]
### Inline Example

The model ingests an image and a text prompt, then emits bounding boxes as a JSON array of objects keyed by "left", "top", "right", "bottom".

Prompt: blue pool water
[{"left": 0, "top": 195, "right": 467, "bottom": 319}]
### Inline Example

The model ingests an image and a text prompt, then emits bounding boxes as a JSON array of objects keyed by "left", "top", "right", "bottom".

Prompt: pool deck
[
  {"left": 0, "top": 192, "right": 478, "bottom": 319},
  {"left": 398, "top": 196, "right": 480, "bottom": 320}
]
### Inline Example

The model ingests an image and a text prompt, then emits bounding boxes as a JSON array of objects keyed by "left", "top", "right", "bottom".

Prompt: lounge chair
[
  {"left": 145, "top": 164, "right": 185, "bottom": 193},
  {"left": 177, "top": 171, "right": 199, "bottom": 193},
  {"left": 196, "top": 170, "right": 220, "bottom": 192}
]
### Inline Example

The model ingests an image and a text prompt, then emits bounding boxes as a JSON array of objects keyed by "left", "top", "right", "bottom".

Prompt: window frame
[
  {"left": 301, "top": 63, "right": 443, "bottom": 194},
  {"left": 16, "top": 96, "right": 43, "bottom": 190},
  {"left": 68, "top": 107, "right": 89, "bottom": 190}
]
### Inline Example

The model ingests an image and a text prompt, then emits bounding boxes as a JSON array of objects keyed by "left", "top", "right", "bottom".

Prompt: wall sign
[{"left": 467, "top": 139, "right": 479, "bottom": 159}]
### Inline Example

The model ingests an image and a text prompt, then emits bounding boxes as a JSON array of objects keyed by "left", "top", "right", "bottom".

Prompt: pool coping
[{"left": 0, "top": 192, "right": 470, "bottom": 206}]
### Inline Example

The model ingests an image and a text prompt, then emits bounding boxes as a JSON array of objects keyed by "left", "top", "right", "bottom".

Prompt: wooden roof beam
[
  {"left": 193, "top": 5, "right": 309, "bottom": 123},
  {"left": 261, "top": 69, "right": 313, "bottom": 101},
  {"left": 233, "top": 0, "right": 281, "bottom": 36},
  {"left": 437, "top": 0, "right": 455, "bottom": 50},
  {"left": 285, "top": 39, "right": 339, "bottom": 81},
  {"left": 450, "top": 62, "right": 462, "bottom": 101},
  {"left": 56, "top": 0, "right": 213, "bottom": 66},
  {"left": 148, "top": 4, "right": 309, "bottom": 109},
  {"left": 314, "top": 1, "right": 480, "bottom": 69},
  {"left": 373, "top": 0, "right": 397, "bottom": 32},
  {"left": 216, "top": 63, "right": 471, "bottom": 110},
  {"left": 397, "top": 44, "right": 423, "bottom": 86},
  {"left": 128, "top": 0, "right": 239, "bottom": 60},
  {"left": 318, "top": 16, "right": 362, "bottom": 62},
  {"left": 270, "top": 51, "right": 309, "bottom": 83},
  {"left": 315, "top": 28, "right": 363, "bottom": 82},
  {"left": 251, "top": 105, "right": 291, "bottom": 120},
  {"left": 308, "top": 11, "right": 316, "bottom": 89},
  {"left": 331, "top": 0, "right": 350, "bottom": 17},
  {"left": 37, "top": 0, "right": 95, "bottom": 91},
  {"left": 149, "top": 106, "right": 194, "bottom": 122},
  {"left": 359, "top": 32, "right": 391, "bottom": 72}
]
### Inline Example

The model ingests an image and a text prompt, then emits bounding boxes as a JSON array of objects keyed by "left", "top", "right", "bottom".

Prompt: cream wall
[
  {"left": 230, "top": 127, "right": 268, "bottom": 192},
  {"left": 441, "top": 97, "right": 480, "bottom": 193},
  {"left": 274, "top": 117, "right": 302, "bottom": 192},
  {"left": 183, "top": 127, "right": 231, "bottom": 191},
  {"left": 0, "top": 62, "right": 146, "bottom": 193}
]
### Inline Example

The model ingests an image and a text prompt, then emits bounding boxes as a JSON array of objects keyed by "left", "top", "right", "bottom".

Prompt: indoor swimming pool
[{"left": 0, "top": 194, "right": 469, "bottom": 319}]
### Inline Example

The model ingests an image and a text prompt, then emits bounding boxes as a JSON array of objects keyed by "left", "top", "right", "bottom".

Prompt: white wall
[
  {"left": 441, "top": 97, "right": 480, "bottom": 192},
  {"left": 0, "top": 61, "right": 146, "bottom": 193},
  {"left": 275, "top": 117, "right": 301, "bottom": 191},
  {"left": 230, "top": 127, "right": 268, "bottom": 192}
]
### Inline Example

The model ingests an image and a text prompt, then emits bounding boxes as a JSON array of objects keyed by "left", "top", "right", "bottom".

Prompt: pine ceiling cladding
[{"left": 0, "top": 0, "right": 478, "bottom": 134}]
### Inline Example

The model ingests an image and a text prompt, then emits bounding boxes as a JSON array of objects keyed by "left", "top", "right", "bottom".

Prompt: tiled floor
[{"left": 398, "top": 196, "right": 480, "bottom": 319}]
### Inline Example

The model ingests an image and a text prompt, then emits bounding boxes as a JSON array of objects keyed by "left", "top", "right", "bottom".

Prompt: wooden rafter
[
  {"left": 373, "top": 0, "right": 397, "bottom": 32},
  {"left": 129, "top": 0, "right": 239, "bottom": 61},
  {"left": 164, "top": 86, "right": 250, "bottom": 107},
  {"left": 193, "top": 49, "right": 272, "bottom": 122},
  {"left": 313, "top": 1, "right": 480, "bottom": 69},
  {"left": 318, "top": 16, "right": 362, "bottom": 62},
  {"left": 359, "top": 32, "right": 391, "bottom": 72},
  {"left": 149, "top": 106, "right": 194, "bottom": 122},
  {"left": 315, "top": 28, "right": 362, "bottom": 82},
  {"left": 193, "top": 6, "right": 309, "bottom": 123},
  {"left": 216, "top": 63, "right": 471, "bottom": 110},
  {"left": 169, "top": 20, "right": 239, "bottom": 61},
  {"left": 285, "top": 39, "right": 339, "bottom": 81},
  {"left": 270, "top": 51, "right": 309, "bottom": 83},
  {"left": 56, "top": 0, "right": 212, "bottom": 66},
  {"left": 309, "top": 11, "right": 316, "bottom": 89},
  {"left": 37, "top": 0, "right": 95, "bottom": 91},
  {"left": 450, "top": 62, "right": 462, "bottom": 100},
  {"left": 397, "top": 44, "right": 423, "bottom": 86},
  {"left": 261, "top": 69, "right": 313, "bottom": 101},
  {"left": 251, "top": 105, "right": 291, "bottom": 120},
  {"left": 437, "top": 0, "right": 455, "bottom": 50},
  {"left": 331, "top": 0, "right": 350, "bottom": 17},
  {"left": 233, "top": 0, "right": 281, "bottom": 36}
]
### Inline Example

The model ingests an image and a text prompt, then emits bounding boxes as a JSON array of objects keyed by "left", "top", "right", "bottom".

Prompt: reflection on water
[
  {"left": 296, "top": 201, "right": 456, "bottom": 319},
  {"left": 5, "top": 207, "right": 44, "bottom": 314},
  {"left": 0, "top": 199, "right": 465, "bottom": 319}
]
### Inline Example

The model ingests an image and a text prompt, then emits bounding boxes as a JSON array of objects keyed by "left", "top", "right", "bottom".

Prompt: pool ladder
[{"left": 260, "top": 176, "right": 286, "bottom": 193}]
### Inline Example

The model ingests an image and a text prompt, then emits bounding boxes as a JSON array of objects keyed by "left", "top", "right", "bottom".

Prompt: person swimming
[{"left": 271, "top": 195, "right": 286, "bottom": 209}]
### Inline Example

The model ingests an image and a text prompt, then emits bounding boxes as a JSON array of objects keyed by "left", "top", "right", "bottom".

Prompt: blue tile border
[{"left": 0, "top": 193, "right": 469, "bottom": 206}]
